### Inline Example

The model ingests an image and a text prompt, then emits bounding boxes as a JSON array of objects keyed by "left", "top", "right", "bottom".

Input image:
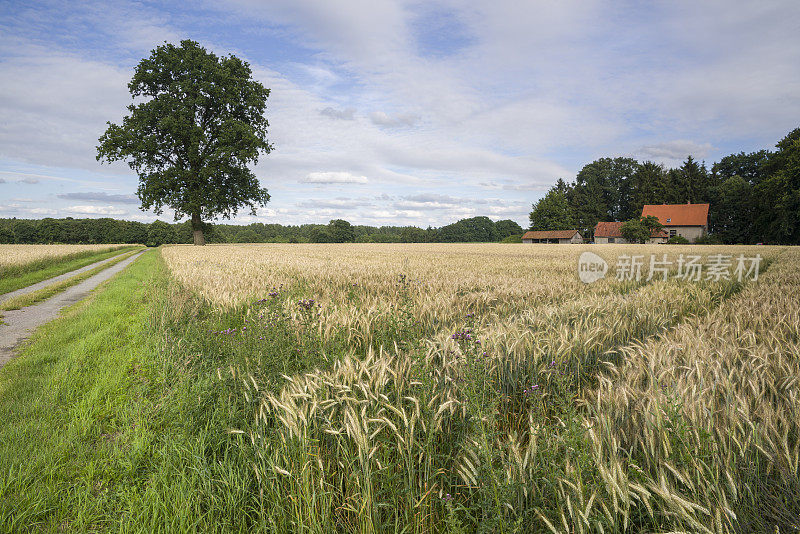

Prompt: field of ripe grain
[
  {"left": 0, "top": 244, "right": 127, "bottom": 272},
  {"left": 161, "top": 243, "right": 797, "bottom": 532},
  {"left": 161, "top": 243, "right": 775, "bottom": 348}
]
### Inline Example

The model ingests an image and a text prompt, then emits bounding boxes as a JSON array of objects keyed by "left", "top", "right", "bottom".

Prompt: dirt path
[
  {"left": 0, "top": 249, "right": 136, "bottom": 306},
  {"left": 0, "top": 251, "right": 145, "bottom": 369}
]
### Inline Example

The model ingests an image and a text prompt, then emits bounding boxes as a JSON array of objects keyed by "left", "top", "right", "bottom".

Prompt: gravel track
[{"left": 0, "top": 250, "right": 145, "bottom": 369}]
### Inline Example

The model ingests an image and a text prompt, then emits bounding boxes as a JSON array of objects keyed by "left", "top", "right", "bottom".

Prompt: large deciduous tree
[
  {"left": 529, "top": 189, "right": 574, "bottom": 231},
  {"left": 97, "top": 40, "right": 272, "bottom": 245}
]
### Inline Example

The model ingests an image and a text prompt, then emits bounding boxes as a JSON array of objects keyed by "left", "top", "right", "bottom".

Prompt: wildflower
[{"left": 298, "top": 299, "right": 316, "bottom": 310}]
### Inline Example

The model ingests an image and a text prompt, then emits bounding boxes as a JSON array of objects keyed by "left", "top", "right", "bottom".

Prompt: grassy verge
[
  {"left": 0, "top": 246, "right": 140, "bottom": 296},
  {"left": 1, "top": 250, "right": 141, "bottom": 311},
  {"left": 0, "top": 249, "right": 321, "bottom": 532},
  {"left": 0, "top": 250, "right": 160, "bottom": 531}
]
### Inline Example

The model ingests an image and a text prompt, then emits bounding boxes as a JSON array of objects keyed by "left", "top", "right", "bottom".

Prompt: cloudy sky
[{"left": 1, "top": 1, "right": 798, "bottom": 227}]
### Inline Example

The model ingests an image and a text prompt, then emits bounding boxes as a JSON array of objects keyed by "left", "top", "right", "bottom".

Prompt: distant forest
[
  {"left": 530, "top": 126, "right": 800, "bottom": 244},
  {"left": 0, "top": 216, "right": 524, "bottom": 247}
]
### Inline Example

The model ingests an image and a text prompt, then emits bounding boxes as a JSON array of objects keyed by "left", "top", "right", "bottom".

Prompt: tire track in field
[{"left": 0, "top": 251, "right": 145, "bottom": 370}]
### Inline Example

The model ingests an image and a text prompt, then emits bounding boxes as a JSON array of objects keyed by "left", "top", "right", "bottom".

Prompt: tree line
[
  {"left": 529, "top": 126, "right": 800, "bottom": 244},
  {"left": 0, "top": 216, "right": 524, "bottom": 247}
]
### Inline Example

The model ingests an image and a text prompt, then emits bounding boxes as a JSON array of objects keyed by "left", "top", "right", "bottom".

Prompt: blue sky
[{"left": 1, "top": 0, "right": 799, "bottom": 227}]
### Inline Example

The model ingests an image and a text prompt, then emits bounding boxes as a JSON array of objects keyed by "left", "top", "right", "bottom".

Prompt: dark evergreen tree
[{"left": 754, "top": 128, "right": 800, "bottom": 243}]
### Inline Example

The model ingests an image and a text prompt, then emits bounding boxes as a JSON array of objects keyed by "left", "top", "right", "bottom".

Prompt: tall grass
[{"left": 577, "top": 250, "right": 800, "bottom": 532}]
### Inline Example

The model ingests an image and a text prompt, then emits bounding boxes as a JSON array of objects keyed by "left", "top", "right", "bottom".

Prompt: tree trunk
[{"left": 191, "top": 212, "right": 205, "bottom": 246}]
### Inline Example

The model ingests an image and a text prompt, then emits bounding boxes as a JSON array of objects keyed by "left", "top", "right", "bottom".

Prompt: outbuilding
[
  {"left": 522, "top": 230, "right": 583, "bottom": 244},
  {"left": 593, "top": 221, "right": 668, "bottom": 244}
]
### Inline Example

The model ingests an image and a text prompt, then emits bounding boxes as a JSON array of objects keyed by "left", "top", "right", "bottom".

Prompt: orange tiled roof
[
  {"left": 594, "top": 221, "right": 624, "bottom": 237},
  {"left": 522, "top": 230, "right": 580, "bottom": 239},
  {"left": 641, "top": 203, "right": 710, "bottom": 226},
  {"left": 594, "top": 221, "right": 668, "bottom": 238}
]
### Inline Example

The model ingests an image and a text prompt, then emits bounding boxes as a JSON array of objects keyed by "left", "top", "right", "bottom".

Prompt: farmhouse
[
  {"left": 522, "top": 230, "right": 583, "bottom": 244},
  {"left": 594, "top": 221, "right": 668, "bottom": 244},
  {"left": 641, "top": 203, "right": 710, "bottom": 243}
]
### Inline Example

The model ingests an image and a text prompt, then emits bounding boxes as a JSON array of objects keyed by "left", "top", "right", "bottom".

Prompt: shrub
[
  {"left": 667, "top": 235, "right": 690, "bottom": 244},
  {"left": 695, "top": 234, "right": 723, "bottom": 244}
]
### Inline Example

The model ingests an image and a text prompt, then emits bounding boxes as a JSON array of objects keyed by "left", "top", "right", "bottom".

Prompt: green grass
[
  {"left": 0, "top": 250, "right": 141, "bottom": 311},
  {"left": 0, "top": 250, "right": 161, "bottom": 531},
  {"left": 0, "top": 249, "right": 319, "bottom": 533},
  {"left": 0, "top": 246, "right": 140, "bottom": 297}
]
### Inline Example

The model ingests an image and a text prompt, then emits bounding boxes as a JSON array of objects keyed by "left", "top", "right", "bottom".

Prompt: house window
[
  {"left": 608, "top": 237, "right": 615, "bottom": 243},
  {"left": 669, "top": 229, "right": 677, "bottom": 237},
  {"left": 666, "top": 218, "right": 671, "bottom": 223}
]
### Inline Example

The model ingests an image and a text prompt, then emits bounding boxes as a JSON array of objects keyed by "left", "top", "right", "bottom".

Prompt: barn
[
  {"left": 522, "top": 230, "right": 583, "bottom": 244},
  {"left": 593, "top": 221, "right": 669, "bottom": 244}
]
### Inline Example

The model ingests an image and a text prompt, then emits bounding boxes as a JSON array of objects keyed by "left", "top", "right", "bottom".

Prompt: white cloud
[
  {"left": 637, "top": 140, "right": 714, "bottom": 161},
  {"left": 66, "top": 205, "right": 127, "bottom": 215},
  {"left": 369, "top": 111, "right": 419, "bottom": 128},
  {"left": 58, "top": 191, "right": 139, "bottom": 203},
  {"left": 297, "top": 199, "right": 373, "bottom": 210},
  {"left": 0, "top": 40, "right": 132, "bottom": 170},
  {"left": 301, "top": 172, "right": 369, "bottom": 184},
  {"left": 28, "top": 207, "right": 58, "bottom": 215},
  {"left": 320, "top": 107, "right": 356, "bottom": 120}
]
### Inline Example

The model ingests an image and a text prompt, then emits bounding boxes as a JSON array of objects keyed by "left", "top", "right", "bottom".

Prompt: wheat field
[
  {"left": 0, "top": 244, "right": 127, "bottom": 270},
  {"left": 162, "top": 243, "right": 798, "bottom": 532}
]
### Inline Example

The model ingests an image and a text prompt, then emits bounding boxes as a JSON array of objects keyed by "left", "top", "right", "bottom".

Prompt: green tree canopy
[
  {"left": 146, "top": 220, "right": 177, "bottom": 247},
  {"left": 570, "top": 157, "right": 638, "bottom": 232},
  {"left": 327, "top": 219, "right": 355, "bottom": 243},
  {"left": 529, "top": 189, "right": 574, "bottom": 231},
  {"left": 619, "top": 219, "right": 650, "bottom": 244},
  {"left": 754, "top": 128, "right": 800, "bottom": 243},
  {"left": 97, "top": 40, "right": 272, "bottom": 245},
  {"left": 621, "top": 161, "right": 668, "bottom": 219},
  {"left": 667, "top": 156, "right": 710, "bottom": 204},
  {"left": 713, "top": 176, "right": 752, "bottom": 243},
  {"left": 620, "top": 215, "right": 664, "bottom": 244},
  {"left": 494, "top": 219, "right": 524, "bottom": 238},
  {"left": 400, "top": 226, "right": 428, "bottom": 243},
  {"left": 712, "top": 150, "right": 769, "bottom": 185},
  {"left": 437, "top": 216, "right": 499, "bottom": 242}
]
